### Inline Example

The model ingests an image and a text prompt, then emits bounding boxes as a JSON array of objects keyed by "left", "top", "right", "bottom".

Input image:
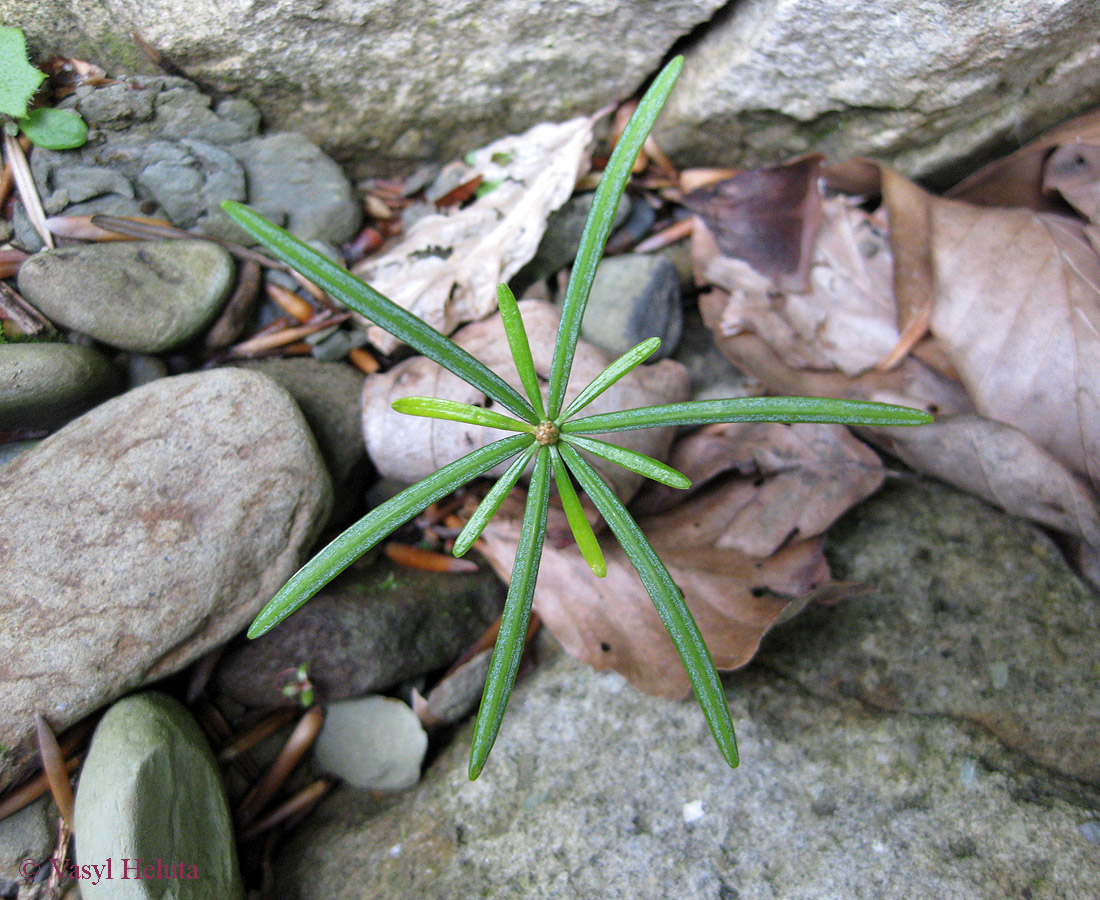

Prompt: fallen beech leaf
[
  {"left": 352, "top": 117, "right": 593, "bottom": 353},
  {"left": 924, "top": 201, "right": 1100, "bottom": 492},
  {"left": 947, "top": 107, "right": 1100, "bottom": 212},
  {"left": 479, "top": 481, "right": 830, "bottom": 698},
  {"left": 869, "top": 413, "right": 1100, "bottom": 550},
  {"left": 1043, "top": 143, "right": 1100, "bottom": 223},
  {"left": 631, "top": 422, "right": 886, "bottom": 558},
  {"left": 698, "top": 288, "right": 972, "bottom": 417},
  {"left": 696, "top": 193, "right": 907, "bottom": 377},
  {"left": 682, "top": 155, "right": 824, "bottom": 292},
  {"left": 362, "top": 299, "right": 690, "bottom": 503}
]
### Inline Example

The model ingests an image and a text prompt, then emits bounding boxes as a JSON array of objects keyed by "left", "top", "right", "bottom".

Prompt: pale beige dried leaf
[
  {"left": 868, "top": 412, "right": 1100, "bottom": 550},
  {"left": 632, "top": 422, "right": 885, "bottom": 557},
  {"left": 698, "top": 288, "right": 974, "bottom": 417},
  {"left": 351, "top": 118, "right": 593, "bottom": 353},
  {"left": 926, "top": 201, "right": 1100, "bottom": 493},
  {"left": 1042, "top": 143, "right": 1100, "bottom": 224},
  {"left": 362, "top": 300, "right": 690, "bottom": 502},
  {"left": 479, "top": 485, "right": 829, "bottom": 698},
  {"left": 700, "top": 197, "right": 901, "bottom": 377}
]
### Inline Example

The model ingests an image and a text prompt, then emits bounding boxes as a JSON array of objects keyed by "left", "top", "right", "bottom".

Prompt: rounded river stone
[
  {"left": 17, "top": 240, "right": 235, "bottom": 352},
  {"left": 0, "top": 368, "right": 332, "bottom": 792}
]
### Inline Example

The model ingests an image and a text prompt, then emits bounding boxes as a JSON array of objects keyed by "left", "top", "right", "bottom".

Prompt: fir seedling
[
  {"left": 222, "top": 56, "right": 932, "bottom": 779},
  {"left": 0, "top": 26, "right": 87, "bottom": 150}
]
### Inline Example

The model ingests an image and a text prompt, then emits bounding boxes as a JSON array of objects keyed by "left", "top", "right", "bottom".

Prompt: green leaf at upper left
[{"left": 0, "top": 27, "right": 46, "bottom": 119}]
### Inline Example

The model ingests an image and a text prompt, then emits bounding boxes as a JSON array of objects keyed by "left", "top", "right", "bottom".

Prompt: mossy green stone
[
  {"left": 18, "top": 240, "right": 234, "bottom": 352},
  {"left": 0, "top": 342, "right": 121, "bottom": 429},
  {"left": 73, "top": 692, "right": 243, "bottom": 899}
]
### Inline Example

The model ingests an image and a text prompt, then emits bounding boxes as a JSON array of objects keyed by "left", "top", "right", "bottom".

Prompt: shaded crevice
[{"left": 749, "top": 661, "right": 1100, "bottom": 814}]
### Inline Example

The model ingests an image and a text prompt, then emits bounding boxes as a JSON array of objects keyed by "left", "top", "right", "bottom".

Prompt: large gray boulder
[
  {"left": 275, "top": 481, "right": 1100, "bottom": 899},
  {"left": 0, "top": 369, "right": 332, "bottom": 792},
  {"left": 10, "top": 1, "right": 1099, "bottom": 182},
  {"left": 655, "top": 0, "right": 1100, "bottom": 180},
  {"left": 9, "top": 0, "right": 726, "bottom": 176}
]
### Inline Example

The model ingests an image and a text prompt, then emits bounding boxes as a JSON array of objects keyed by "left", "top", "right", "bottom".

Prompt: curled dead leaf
[
  {"left": 362, "top": 299, "right": 690, "bottom": 502},
  {"left": 352, "top": 118, "right": 594, "bottom": 353}
]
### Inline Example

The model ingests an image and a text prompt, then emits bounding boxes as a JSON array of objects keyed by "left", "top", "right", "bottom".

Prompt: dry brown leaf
[
  {"left": 631, "top": 422, "right": 886, "bottom": 557},
  {"left": 697, "top": 194, "right": 909, "bottom": 378},
  {"left": 362, "top": 300, "right": 690, "bottom": 502},
  {"left": 923, "top": 201, "right": 1100, "bottom": 493},
  {"left": 682, "top": 155, "right": 824, "bottom": 292},
  {"left": 479, "top": 489, "right": 829, "bottom": 699},
  {"left": 869, "top": 413, "right": 1100, "bottom": 550},
  {"left": 947, "top": 107, "right": 1100, "bottom": 212},
  {"left": 351, "top": 117, "right": 594, "bottom": 353},
  {"left": 1043, "top": 143, "right": 1100, "bottom": 223},
  {"left": 698, "top": 289, "right": 972, "bottom": 416}
]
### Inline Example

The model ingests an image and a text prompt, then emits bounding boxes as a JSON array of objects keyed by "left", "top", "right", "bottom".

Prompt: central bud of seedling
[{"left": 535, "top": 421, "right": 559, "bottom": 446}]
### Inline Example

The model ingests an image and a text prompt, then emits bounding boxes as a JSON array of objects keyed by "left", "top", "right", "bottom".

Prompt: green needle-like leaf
[
  {"left": 453, "top": 442, "right": 539, "bottom": 557},
  {"left": 562, "top": 396, "right": 934, "bottom": 434},
  {"left": 549, "top": 445, "right": 606, "bottom": 576},
  {"left": 392, "top": 396, "right": 536, "bottom": 434},
  {"left": 558, "top": 337, "right": 661, "bottom": 422},
  {"left": 545, "top": 56, "right": 683, "bottom": 418},
  {"left": 248, "top": 432, "right": 532, "bottom": 638},
  {"left": 561, "top": 433, "right": 691, "bottom": 490},
  {"left": 222, "top": 200, "right": 538, "bottom": 424},
  {"left": 558, "top": 442, "right": 739, "bottom": 769},
  {"left": 470, "top": 446, "right": 552, "bottom": 779},
  {"left": 496, "top": 283, "right": 546, "bottom": 419}
]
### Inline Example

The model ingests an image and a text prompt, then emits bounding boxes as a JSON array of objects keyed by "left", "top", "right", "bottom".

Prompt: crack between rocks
[{"left": 750, "top": 661, "right": 1100, "bottom": 814}]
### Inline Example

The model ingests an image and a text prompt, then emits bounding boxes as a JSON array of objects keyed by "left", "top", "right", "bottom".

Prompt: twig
[
  {"left": 0, "top": 281, "right": 54, "bottom": 337},
  {"left": 35, "top": 714, "right": 75, "bottom": 827},
  {"left": 384, "top": 542, "right": 479, "bottom": 574},
  {"left": 0, "top": 756, "right": 80, "bottom": 822},
  {"left": 633, "top": 218, "right": 693, "bottom": 253},
  {"left": 239, "top": 778, "right": 332, "bottom": 841},
  {"left": 228, "top": 312, "right": 349, "bottom": 357},
  {"left": 4, "top": 131, "right": 53, "bottom": 249},
  {"left": 237, "top": 706, "right": 324, "bottom": 827},
  {"left": 89, "top": 214, "right": 287, "bottom": 270},
  {"left": 203, "top": 258, "right": 262, "bottom": 351},
  {"left": 219, "top": 708, "right": 298, "bottom": 762}
]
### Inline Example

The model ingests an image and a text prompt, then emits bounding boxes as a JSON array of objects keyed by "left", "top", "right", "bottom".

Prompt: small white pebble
[
  {"left": 1078, "top": 822, "right": 1100, "bottom": 845},
  {"left": 388, "top": 843, "right": 402, "bottom": 858},
  {"left": 682, "top": 800, "right": 705, "bottom": 824}
]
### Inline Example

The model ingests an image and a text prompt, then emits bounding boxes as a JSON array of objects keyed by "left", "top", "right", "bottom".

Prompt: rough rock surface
[
  {"left": 214, "top": 558, "right": 505, "bottom": 709},
  {"left": 276, "top": 481, "right": 1100, "bottom": 899},
  {"left": 9, "top": 0, "right": 726, "bottom": 176},
  {"left": 12, "top": 2, "right": 1099, "bottom": 183},
  {"left": 656, "top": 0, "right": 1100, "bottom": 181},
  {"left": 18, "top": 240, "right": 235, "bottom": 352},
  {"left": 0, "top": 369, "right": 331, "bottom": 792},
  {"left": 229, "top": 357, "right": 367, "bottom": 490},
  {"left": 17, "top": 74, "right": 359, "bottom": 248},
  {"left": 74, "top": 692, "right": 243, "bottom": 899},
  {"left": 0, "top": 341, "right": 122, "bottom": 430}
]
